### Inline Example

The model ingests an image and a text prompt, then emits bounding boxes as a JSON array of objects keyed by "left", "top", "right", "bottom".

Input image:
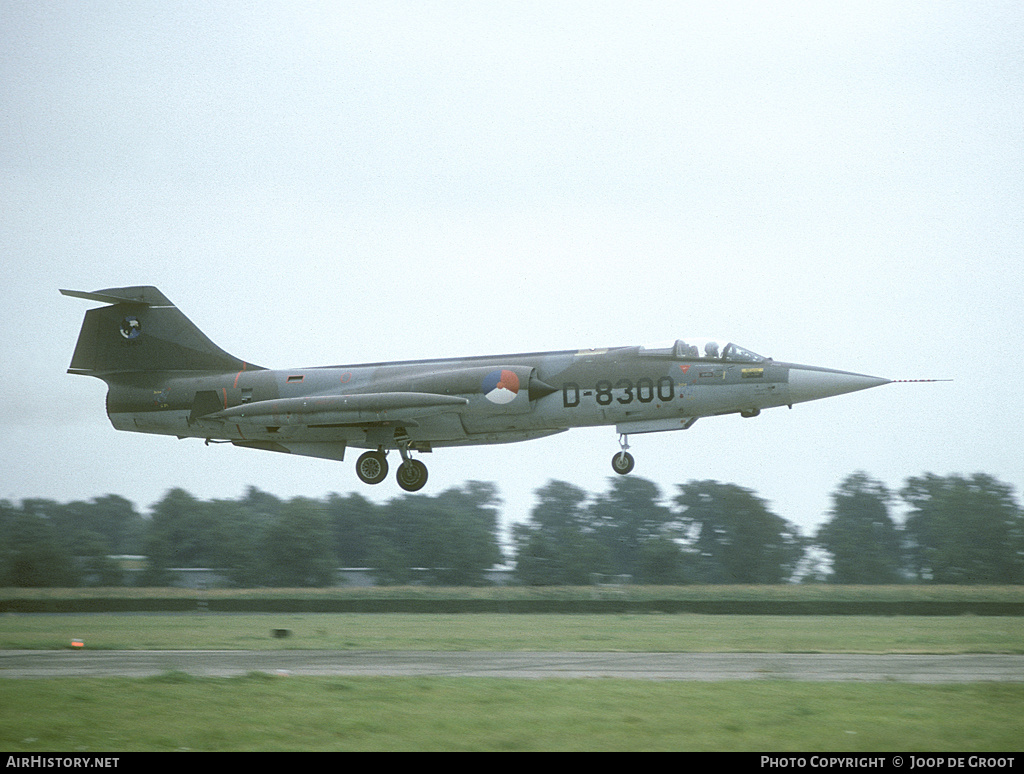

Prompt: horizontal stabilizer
[{"left": 60, "top": 286, "right": 174, "bottom": 306}]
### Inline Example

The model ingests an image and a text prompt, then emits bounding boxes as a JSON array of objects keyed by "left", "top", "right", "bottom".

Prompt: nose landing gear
[{"left": 611, "top": 434, "right": 635, "bottom": 475}]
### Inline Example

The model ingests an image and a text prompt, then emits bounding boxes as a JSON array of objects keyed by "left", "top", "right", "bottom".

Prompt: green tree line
[{"left": 1, "top": 472, "right": 1021, "bottom": 587}]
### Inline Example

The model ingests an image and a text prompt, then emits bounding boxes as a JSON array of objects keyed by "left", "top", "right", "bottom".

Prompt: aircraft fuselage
[{"left": 105, "top": 345, "right": 883, "bottom": 453}]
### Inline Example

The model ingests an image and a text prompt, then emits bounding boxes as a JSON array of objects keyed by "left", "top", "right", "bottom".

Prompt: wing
[
  {"left": 206, "top": 392, "right": 470, "bottom": 429},
  {"left": 191, "top": 364, "right": 558, "bottom": 461}
]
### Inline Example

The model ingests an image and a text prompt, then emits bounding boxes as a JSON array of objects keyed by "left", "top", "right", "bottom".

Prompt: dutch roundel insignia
[{"left": 483, "top": 369, "right": 520, "bottom": 404}]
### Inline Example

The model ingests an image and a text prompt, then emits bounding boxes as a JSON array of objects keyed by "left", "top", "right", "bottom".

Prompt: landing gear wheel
[
  {"left": 396, "top": 459, "right": 429, "bottom": 492},
  {"left": 611, "top": 451, "right": 635, "bottom": 475},
  {"left": 355, "top": 451, "right": 389, "bottom": 485}
]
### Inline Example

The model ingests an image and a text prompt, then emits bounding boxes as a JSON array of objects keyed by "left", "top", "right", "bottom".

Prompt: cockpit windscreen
[{"left": 671, "top": 340, "right": 767, "bottom": 362}]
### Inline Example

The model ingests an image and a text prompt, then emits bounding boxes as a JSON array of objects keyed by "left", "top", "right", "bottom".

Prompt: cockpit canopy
[{"left": 642, "top": 339, "right": 769, "bottom": 362}]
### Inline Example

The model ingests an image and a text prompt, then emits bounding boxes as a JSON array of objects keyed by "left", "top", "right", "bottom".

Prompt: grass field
[
  {"left": 3, "top": 674, "right": 1023, "bottom": 752},
  {"left": 3, "top": 592, "right": 1023, "bottom": 751}
]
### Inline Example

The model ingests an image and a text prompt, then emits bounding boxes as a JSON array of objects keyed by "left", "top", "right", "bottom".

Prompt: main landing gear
[
  {"left": 355, "top": 450, "right": 389, "bottom": 485},
  {"left": 355, "top": 447, "right": 429, "bottom": 492},
  {"left": 611, "top": 434, "right": 635, "bottom": 475},
  {"left": 395, "top": 458, "right": 428, "bottom": 492}
]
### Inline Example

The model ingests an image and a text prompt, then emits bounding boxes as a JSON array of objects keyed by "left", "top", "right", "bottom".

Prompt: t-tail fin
[{"left": 61, "top": 286, "right": 262, "bottom": 376}]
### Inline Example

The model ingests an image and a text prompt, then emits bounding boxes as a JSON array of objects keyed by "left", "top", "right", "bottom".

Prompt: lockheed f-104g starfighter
[{"left": 63, "top": 286, "right": 898, "bottom": 492}]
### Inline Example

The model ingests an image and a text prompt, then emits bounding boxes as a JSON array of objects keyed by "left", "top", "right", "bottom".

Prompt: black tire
[
  {"left": 611, "top": 451, "right": 635, "bottom": 475},
  {"left": 355, "top": 451, "right": 388, "bottom": 485},
  {"left": 396, "top": 459, "right": 428, "bottom": 492}
]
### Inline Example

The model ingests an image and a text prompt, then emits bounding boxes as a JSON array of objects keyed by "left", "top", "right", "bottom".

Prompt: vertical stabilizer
[{"left": 61, "top": 286, "right": 261, "bottom": 376}]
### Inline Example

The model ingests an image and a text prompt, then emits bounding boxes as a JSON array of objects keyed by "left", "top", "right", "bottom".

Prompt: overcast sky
[{"left": 2, "top": 1, "right": 1022, "bottom": 539}]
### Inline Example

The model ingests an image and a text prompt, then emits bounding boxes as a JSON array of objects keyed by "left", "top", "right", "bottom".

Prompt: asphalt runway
[{"left": 2, "top": 650, "right": 1023, "bottom": 682}]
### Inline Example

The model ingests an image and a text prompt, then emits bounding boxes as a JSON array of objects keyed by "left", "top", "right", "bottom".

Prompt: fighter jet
[{"left": 63, "top": 285, "right": 895, "bottom": 492}]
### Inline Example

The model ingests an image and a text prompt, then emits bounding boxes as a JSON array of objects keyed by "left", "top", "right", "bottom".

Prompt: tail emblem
[{"left": 119, "top": 316, "right": 141, "bottom": 339}]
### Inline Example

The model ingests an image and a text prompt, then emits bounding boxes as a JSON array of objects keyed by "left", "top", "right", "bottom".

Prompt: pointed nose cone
[{"left": 787, "top": 367, "right": 891, "bottom": 405}]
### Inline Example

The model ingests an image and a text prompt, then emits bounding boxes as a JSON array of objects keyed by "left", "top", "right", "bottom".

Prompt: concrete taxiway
[{"left": 2, "top": 651, "right": 1023, "bottom": 682}]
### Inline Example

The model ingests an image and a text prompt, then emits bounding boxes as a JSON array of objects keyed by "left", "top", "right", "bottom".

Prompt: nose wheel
[{"left": 611, "top": 434, "right": 635, "bottom": 475}]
